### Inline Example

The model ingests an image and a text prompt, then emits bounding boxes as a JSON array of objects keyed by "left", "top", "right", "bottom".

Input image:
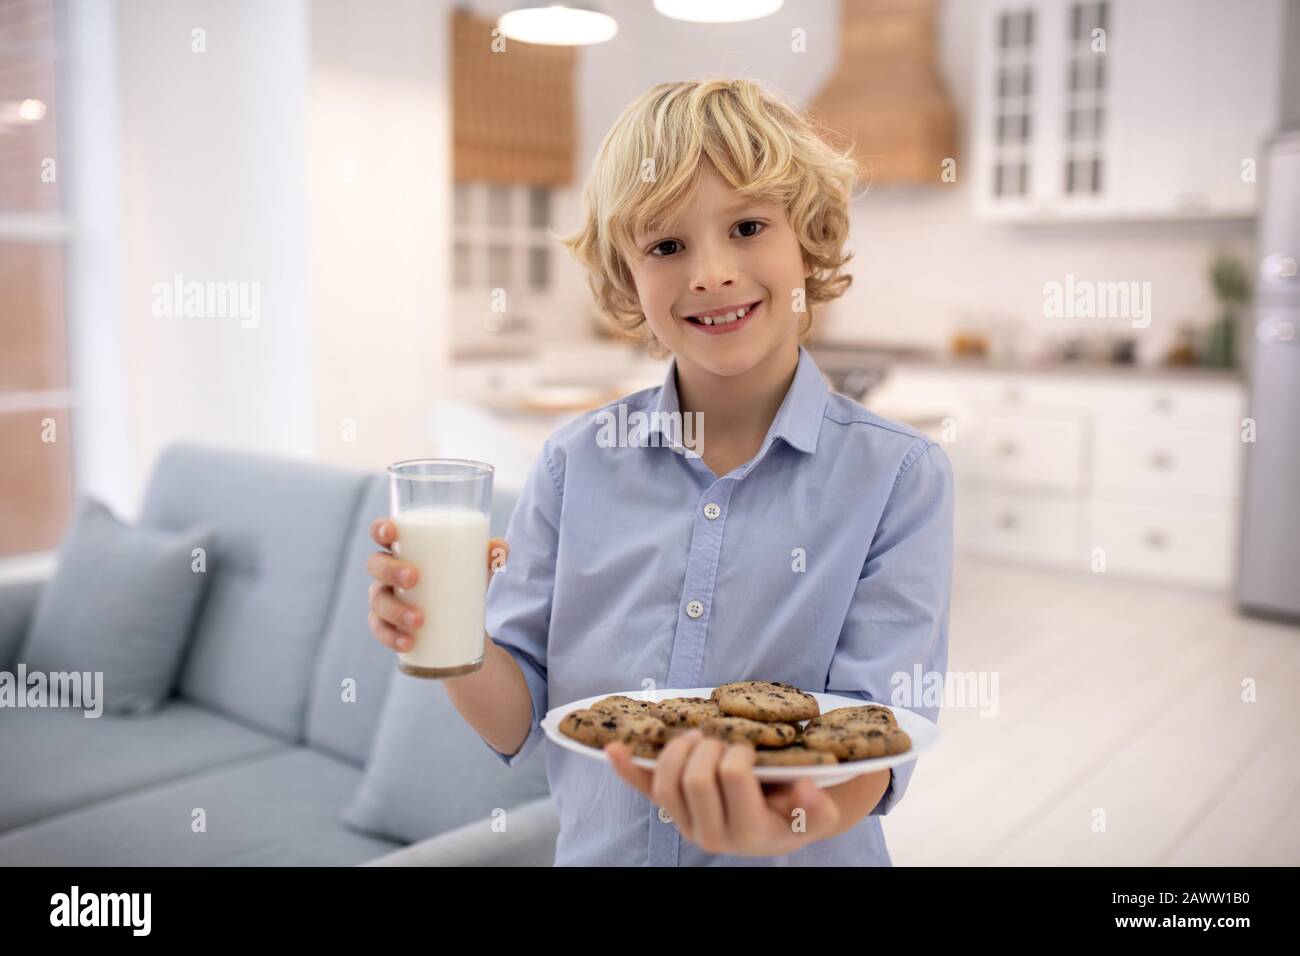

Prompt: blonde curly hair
[{"left": 552, "top": 76, "right": 860, "bottom": 358}]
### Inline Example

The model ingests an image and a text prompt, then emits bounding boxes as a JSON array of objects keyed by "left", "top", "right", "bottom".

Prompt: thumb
[{"left": 488, "top": 538, "right": 509, "bottom": 578}]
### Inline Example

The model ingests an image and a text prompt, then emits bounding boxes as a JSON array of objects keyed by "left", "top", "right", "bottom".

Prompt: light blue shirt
[{"left": 481, "top": 344, "right": 954, "bottom": 866}]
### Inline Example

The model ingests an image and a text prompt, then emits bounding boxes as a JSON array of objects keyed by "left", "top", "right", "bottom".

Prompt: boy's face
[{"left": 628, "top": 163, "right": 811, "bottom": 379}]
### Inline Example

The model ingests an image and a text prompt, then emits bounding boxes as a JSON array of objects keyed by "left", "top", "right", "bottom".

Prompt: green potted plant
[{"left": 1206, "top": 249, "right": 1251, "bottom": 368}]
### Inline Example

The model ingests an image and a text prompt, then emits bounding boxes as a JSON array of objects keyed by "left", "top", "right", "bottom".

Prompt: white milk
[{"left": 392, "top": 508, "right": 489, "bottom": 672}]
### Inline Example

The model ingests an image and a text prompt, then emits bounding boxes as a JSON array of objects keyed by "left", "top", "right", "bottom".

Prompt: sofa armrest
[
  {"left": 359, "top": 796, "right": 559, "bottom": 867},
  {"left": 0, "top": 577, "right": 46, "bottom": 670}
]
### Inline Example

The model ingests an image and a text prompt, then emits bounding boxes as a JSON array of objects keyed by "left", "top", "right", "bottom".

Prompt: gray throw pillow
[
  {"left": 19, "top": 496, "right": 215, "bottom": 715},
  {"left": 341, "top": 668, "right": 550, "bottom": 845}
]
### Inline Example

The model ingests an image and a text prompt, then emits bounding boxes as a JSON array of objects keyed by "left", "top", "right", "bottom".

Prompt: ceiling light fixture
[
  {"left": 497, "top": 3, "right": 618, "bottom": 46},
  {"left": 653, "top": 0, "right": 784, "bottom": 24}
]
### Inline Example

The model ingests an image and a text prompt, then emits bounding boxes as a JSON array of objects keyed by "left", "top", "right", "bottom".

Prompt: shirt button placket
[{"left": 652, "top": 482, "right": 732, "bottom": 865}]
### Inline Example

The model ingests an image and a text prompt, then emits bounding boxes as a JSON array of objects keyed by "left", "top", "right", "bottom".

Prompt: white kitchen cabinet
[
  {"left": 973, "top": 0, "right": 1285, "bottom": 221},
  {"left": 869, "top": 363, "right": 1247, "bottom": 589}
]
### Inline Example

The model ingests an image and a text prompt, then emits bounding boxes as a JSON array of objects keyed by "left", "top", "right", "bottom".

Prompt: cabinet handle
[
  {"left": 1149, "top": 450, "right": 1174, "bottom": 470},
  {"left": 996, "top": 440, "right": 1019, "bottom": 457},
  {"left": 1152, "top": 394, "right": 1174, "bottom": 414},
  {"left": 1257, "top": 315, "right": 1296, "bottom": 344},
  {"left": 1144, "top": 530, "right": 1169, "bottom": 549},
  {"left": 996, "top": 511, "right": 1019, "bottom": 530},
  {"left": 1003, "top": 386, "right": 1023, "bottom": 404}
]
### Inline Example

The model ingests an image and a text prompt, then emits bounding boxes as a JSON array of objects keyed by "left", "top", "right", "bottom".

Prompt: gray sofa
[{"left": 0, "top": 441, "right": 560, "bottom": 866}]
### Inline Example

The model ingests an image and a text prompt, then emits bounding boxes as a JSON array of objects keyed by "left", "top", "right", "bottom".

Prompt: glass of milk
[{"left": 387, "top": 458, "right": 493, "bottom": 678}]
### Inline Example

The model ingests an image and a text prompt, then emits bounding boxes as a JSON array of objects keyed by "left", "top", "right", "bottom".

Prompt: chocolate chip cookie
[
  {"left": 649, "top": 696, "right": 723, "bottom": 728},
  {"left": 560, "top": 708, "right": 667, "bottom": 757},
  {"left": 753, "top": 745, "right": 839, "bottom": 766},
  {"left": 802, "top": 722, "right": 912, "bottom": 761},
  {"left": 714, "top": 681, "right": 820, "bottom": 723},
  {"left": 588, "top": 695, "right": 655, "bottom": 718},
  {"left": 698, "top": 715, "right": 798, "bottom": 748},
  {"left": 804, "top": 704, "right": 898, "bottom": 733}
]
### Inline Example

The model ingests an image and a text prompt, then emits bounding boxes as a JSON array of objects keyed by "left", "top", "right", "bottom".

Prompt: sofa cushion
[
  {"left": 341, "top": 666, "right": 550, "bottom": 845},
  {"left": 137, "top": 443, "right": 370, "bottom": 741},
  {"left": 363, "top": 795, "right": 558, "bottom": 866},
  {"left": 0, "top": 700, "right": 284, "bottom": 833},
  {"left": 302, "top": 477, "right": 400, "bottom": 766},
  {"left": 0, "top": 749, "right": 402, "bottom": 866},
  {"left": 18, "top": 496, "right": 215, "bottom": 714},
  {"left": 304, "top": 476, "right": 523, "bottom": 766}
]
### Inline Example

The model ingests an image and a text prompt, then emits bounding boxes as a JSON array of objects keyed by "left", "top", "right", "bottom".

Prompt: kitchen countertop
[{"left": 807, "top": 343, "right": 1246, "bottom": 384}]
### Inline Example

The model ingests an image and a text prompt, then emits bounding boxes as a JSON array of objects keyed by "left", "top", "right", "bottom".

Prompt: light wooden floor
[{"left": 884, "top": 554, "right": 1300, "bottom": 866}]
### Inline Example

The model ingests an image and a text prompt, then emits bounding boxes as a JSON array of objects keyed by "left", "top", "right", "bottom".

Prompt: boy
[{"left": 366, "top": 77, "right": 954, "bottom": 866}]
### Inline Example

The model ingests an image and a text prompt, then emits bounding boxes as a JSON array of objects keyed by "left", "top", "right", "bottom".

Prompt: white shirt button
[
  {"left": 703, "top": 502, "right": 721, "bottom": 520},
  {"left": 686, "top": 600, "right": 704, "bottom": 619},
  {"left": 658, "top": 807, "right": 674, "bottom": 824}
]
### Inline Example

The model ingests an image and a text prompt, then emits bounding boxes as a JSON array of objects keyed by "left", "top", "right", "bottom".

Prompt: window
[
  {"left": 0, "top": 0, "right": 73, "bottom": 558},
  {"left": 449, "top": 7, "right": 574, "bottom": 356},
  {"left": 449, "top": 181, "right": 557, "bottom": 351}
]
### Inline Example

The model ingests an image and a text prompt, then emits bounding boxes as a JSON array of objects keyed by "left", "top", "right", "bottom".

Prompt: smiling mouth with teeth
[{"left": 684, "top": 300, "right": 761, "bottom": 327}]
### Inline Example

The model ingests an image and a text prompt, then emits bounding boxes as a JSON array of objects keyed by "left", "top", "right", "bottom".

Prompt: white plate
[{"left": 542, "top": 688, "right": 939, "bottom": 788}]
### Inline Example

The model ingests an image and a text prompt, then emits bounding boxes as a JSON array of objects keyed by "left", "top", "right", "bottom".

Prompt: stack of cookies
[{"left": 558, "top": 680, "right": 911, "bottom": 765}]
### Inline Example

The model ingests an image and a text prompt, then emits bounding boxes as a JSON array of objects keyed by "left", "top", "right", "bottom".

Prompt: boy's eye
[{"left": 647, "top": 220, "right": 767, "bottom": 258}]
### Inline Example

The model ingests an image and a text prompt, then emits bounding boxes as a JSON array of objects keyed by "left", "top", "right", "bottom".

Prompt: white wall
[
  {"left": 306, "top": 0, "right": 452, "bottom": 471},
  {"left": 114, "top": 0, "right": 312, "bottom": 515},
  {"left": 77, "top": 0, "right": 453, "bottom": 521},
  {"left": 65, "top": 0, "right": 131, "bottom": 518}
]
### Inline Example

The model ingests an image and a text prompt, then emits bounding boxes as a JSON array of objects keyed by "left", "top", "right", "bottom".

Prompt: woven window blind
[{"left": 451, "top": 7, "right": 576, "bottom": 186}]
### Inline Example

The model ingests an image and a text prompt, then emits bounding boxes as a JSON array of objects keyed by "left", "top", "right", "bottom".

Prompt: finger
[
  {"left": 367, "top": 551, "right": 418, "bottom": 590},
  {"left": 488, "top": 538, "right": 509, "bottom": 576},
  {"left": 372, "top": 586, "right": 423, "bottom": 632},
  {"left": 680, "top": 737, "right": 729, "bottom": 848},
  {"left": 716, "top": 743, "right": 771, "bottom": 839},
  {"left": 371, "top": 518, "right": 397, "bottom": 547},
  {"left": 368, "top": 611, "right": 412, "bottom": 652},
  {"left": 603, "top": 742, "right": 654, "bottom": 796},
  {"left": 651, "top": 729, "right": 702, "bottom": 834}
]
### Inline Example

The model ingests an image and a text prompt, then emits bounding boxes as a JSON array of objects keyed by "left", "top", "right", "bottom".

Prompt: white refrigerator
[{"left": 1238, "top": 128, "right": 1300, "bottom": 621}]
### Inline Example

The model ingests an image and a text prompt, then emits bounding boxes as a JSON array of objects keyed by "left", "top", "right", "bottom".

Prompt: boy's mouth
[{"left": 683, "top": 299, "right": 761, "bottom": 334}]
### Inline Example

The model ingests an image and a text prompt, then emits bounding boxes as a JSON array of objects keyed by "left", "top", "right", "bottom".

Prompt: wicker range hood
[{"left": 808, "top": 0, "right": 957, "bottom": 185}]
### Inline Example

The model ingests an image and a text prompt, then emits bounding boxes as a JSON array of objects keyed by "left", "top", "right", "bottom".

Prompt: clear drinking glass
[{"left": 387, "top": 458, "right": 493, "bottom": 678}]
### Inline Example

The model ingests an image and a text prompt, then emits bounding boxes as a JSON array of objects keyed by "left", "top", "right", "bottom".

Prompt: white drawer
[
  {"left": 963, "top": 377, "right": 1090, "bottom": 416},
  {"left": 959, "top": 415, "right": 1087, "bottom": 492},
  {"left": 1087, "top": 381, "right": 1246, "bottom": 429},
  {"left": 1088, "top": 500, "right": 1236, "bottom": 589},
  {"left": 957, "top": 489, "right": 1085, "bottom": 566},
  {"left": 1093, "top": 423, "right": 1242, "bottom": 505}
]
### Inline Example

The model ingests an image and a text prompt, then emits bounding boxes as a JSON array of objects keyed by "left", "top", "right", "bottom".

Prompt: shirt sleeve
[
  {"left": 479, "top": 438, "right": 563, "bottom": 768},
  {"left": 826, "top": 440, "right": 955, "bottom": 817}
]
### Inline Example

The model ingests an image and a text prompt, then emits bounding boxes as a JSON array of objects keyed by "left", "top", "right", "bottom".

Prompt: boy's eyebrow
[{"left": 640, "top": 199, "right": 769, "bottom": 239}]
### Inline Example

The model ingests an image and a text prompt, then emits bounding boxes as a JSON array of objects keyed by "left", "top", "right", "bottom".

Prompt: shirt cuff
[
  {"left": 480, "top": 638, "right": 548, "bottom": 769},
  {"left": 869, "top": 758, "right": 917, "bottom": 817}
]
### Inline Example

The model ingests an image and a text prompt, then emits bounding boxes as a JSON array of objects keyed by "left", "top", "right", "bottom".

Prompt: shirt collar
[{"left": 646, "top": 344, "right": 828, "bottom": 457}]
